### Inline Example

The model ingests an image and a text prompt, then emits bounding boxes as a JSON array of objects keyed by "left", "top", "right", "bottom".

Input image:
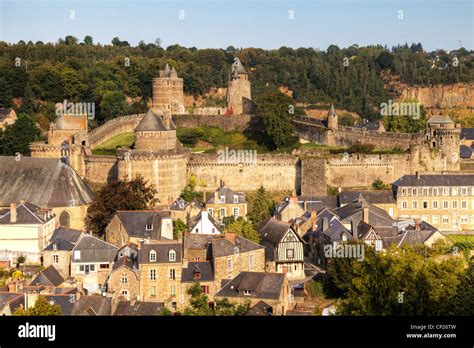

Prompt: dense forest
[{"left": 0, "top": 36, "right": 473, "bottom": 127}]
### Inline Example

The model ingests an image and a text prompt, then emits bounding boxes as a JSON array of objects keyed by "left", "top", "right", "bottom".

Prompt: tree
[
  {"left": 371, "top": 178, "right": 390, "bottom": 190},
  {"left": 64, "top": 35, "right": 78, "bottom": 45},
  {"left": 14, "top": 295, "right": 61, "bottom": 316},
  {"left": 225, "top": 217, "right": 261, "bottom": 243},
  {"left": 247, "top": 186, "right": 274, "bottom": 227},
  {"left": 180, "top": 175, "right": 202, "bottom": 203},
  {"left": 85, "top": 176, "right": 158, "bottom": 236},
  {"left": 173, "top": 219, "right": 187, "bottom": 240},
  {"left": 0, "top": 113, "right": 42, "bottom": 156},
  {"left": 83, "top": 35, "right": 93, "bottom": 45},
  {"left": 100, "top": 91, "right": 127, "bottom": 121},
  {"left": 183, "top": 282, "right": 214, "bottom": 316}
]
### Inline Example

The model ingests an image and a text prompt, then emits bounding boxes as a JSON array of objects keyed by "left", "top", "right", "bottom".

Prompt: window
[
  {"left": 401, "top": 201, "right": 407, "bottom": 209},
  {"left": 120, "top": 274, "right": 128, "bottom": 284},
  {"left": 208, "top": 208, "right": 214, "bottom": 217},
  {"left": 433, "top": 201, "right": 438, "bottom": 209},
  {"left": 219, "top": 195, "right": 225, "bottom": 203},
  {"left": 219, "top": 208, "right": 226, "bottom": 219},
  {"left": 121, "top": 290, "right": 128, "bottom": 297},
  {"left": 461, "top": 201, "right": 467, "bottom": 209},
  {"left": 243, "top": 290, "right": 251, "bottom": 296},
  {"left": 150, "top": 269, "right": 156, "bottom": 281},
  {"left": 170, "top": 285, "right": 176, "bottom": 297},
  {"left": 146, "top": 224, "right": 153, "bottom": 231},
  {"left": 461, "top": 188, "right": 467, "bottom": 196},
  {"left": 169, "top": 249, "right": 176, "bottom": 262},
  {"left": 452, "top": 201, "right": 458, "bottom": 209},
  {"left": 461, "top": 216, "right": 468, "bottom": 224},
  {"left": 149, "top": 250, "right": 156, "bottom": 262},
  {"left": 248, "top": 254, "right": 255, "bottom": 269},
  {"left": 170, "top": 269, "right": 176, "bottom": 280},
  {"left": 432, "top": 215, "right": 439, "bottom": 224},
  {"left": 423, "top": 201, "right": 428, "bottom": 209},
  {"left": 442, "top": 216, "right": 450, "bottom": 224},
  {"left": 201, "top": 285, "right": 209, "bottom": 294},
  {"left": 52, "top": 254, "right": 59, "bottom": 264},
  {"left": 227, "top": 258, "right": 233, "bottom": 271},
  {"left": 150, "top": 286, "right": 156, "bottom": 297},
  {"left": 442, "top": 188, "right": 448, "bottom": 196},
  {"left": 412, "top": 201, "right": 418, "bottom": 209},
  {"left": 401, "top": 188, "right": 407, "bottom": 196},
  {"left": 79, "top": 265, "right": 84, "bottom": 272},
  {"left": 433, "top": 188, "right": 438, "bottom": 196},
  {"left": 212, "top": 228, "right": 215, "bottom": 234},
  {"left": 443, "top": 201, "right": 449, "bottom": 209},
  {"left": 233, "top": 195, "right": 239, "bottom": 204},
  {"left": 423, "top": 189, "right": 428, "bottom": 196},
  {"left": 89, "top": 265, "right": 95, "bottom": 272},
  {"left": 52, "top": 243, "right": 57, "bottom": 251},
  {"left": 287, "top": 249, "right": 295, "bottom": 259},
  {"left": 73, "top": 250, "right": 81, "bottom": 260},
  {"left": 452, "top": 188, "right": 458, "bottom": 196},
  {"left": 233, "top": 207, "right": 240, "bottom": 218}
]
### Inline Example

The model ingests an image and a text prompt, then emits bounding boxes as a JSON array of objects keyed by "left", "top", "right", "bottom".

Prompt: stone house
[
  {"left": 71, "top": 234, "right": 118, "bottom": 294},
  {"left": 188, "top": 210, "right": 222, "bottom": 235},
  {"left": 183, "top": 233, "right": 212, "bottom": 262},
  {"left": 205, "top": 184, "right": 247, "bottom": 221},
  {"left": 0, "top": 108, "right": 17, "bottom": 129},
  {"left": 106, "top": 210, "right": 174, "bottom": 247},
  {"left": 43, "top": 227, "right": 83, "bottom": 278},
  {"left": 29, "top": 265, "right": 65, "bottom": 289},
  {"left": 138, "top": 242, "right": 182, "bottom": 310},
  {"left": 338, "top": 190, "right": 398, "bottom": 219},
  {"left": 214, "top": 272, "right": 292, "bottom": 315},
  {"left": 210, "top": 233, "right": 266, "bottom": 285},
  {"left": 168, "top": 197, "right": 202, "bottom": 224},
  {"left": 107, "top": 256, "right": 140, "bottom": 302},
  {"left": 257, "top": 218, "right": 306, "bottom": 280},
  {"left": 0, "top": 201, "right": 56, "bottom": 264},
  {"left": 180, "top": 260, "right": 215, "bottom": 310}
]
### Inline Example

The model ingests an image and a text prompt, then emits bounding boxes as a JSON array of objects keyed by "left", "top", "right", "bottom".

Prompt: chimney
[
  {"left": 10, "top": 203, "right": 17, "bottom": 223},
  {"left": 182, "top": 258, "right": 189, "bottom": 269},
  {"left": 8, "top": 281, "right": 17, "bottom": 293},
  {"left": 352, "top": 220, "right": 359, "bottom": 240},
  {"left": 416, "top": 171, "right": 420, "bottom": 179},
  {"left": 322, "top": 217, "right": 329, "bottom": 231},
  {"left": 137, "top": 240, "right": 142, "bottom": 250},
  {"left": 414, "top": 218, "right": 421, "bottom": 231},
  {"left": 363, "top": 206, "right": 369, "bottom": 224},
  {"left": 226, "top": 233, "right": 236, "bottom": 245}
]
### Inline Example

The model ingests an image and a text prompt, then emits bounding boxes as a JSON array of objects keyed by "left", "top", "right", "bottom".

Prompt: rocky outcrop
[{"left": 397, "top": 83, "right": 474, "bottom": 109}]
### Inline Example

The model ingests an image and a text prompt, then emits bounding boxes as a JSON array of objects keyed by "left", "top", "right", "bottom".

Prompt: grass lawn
[
  {"left": 92, "top": 132, "right": 134, "bottom": 155},
  {"left": 447, "top": 234, "right": 474, "bottom": 249}
]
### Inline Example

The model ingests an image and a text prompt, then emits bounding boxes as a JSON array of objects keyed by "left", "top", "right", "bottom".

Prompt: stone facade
[
  {"left": 226, "top": 58, "right": 251, "bottom": 115},
  {"left": 212, "top": 247, "right": 266, "bottom": 285},
  {"left": 108, "top": 265, "right": 140, "bottom": 302},
  {"left": 43, "top": 249, "right": 71, "bottom": 279},
  {"left": 152, "top": 64, "right": 186, "bottom": 114}
]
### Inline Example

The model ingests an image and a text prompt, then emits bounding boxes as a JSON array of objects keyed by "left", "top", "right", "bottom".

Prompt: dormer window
[
  {"left": 342, "top": 233, "right": 348, "bottom": 242},
  {"left": 243, "top": 290, "right": 251, "bottom": 296},
  {"left": 149, "top": 250, "right": 157, "bottom": 262},
  {"left": 146, "top": 224, "right": 153, "bottom": 231},
  {"left": 168, "top": 249, "right": 176, "bottom": 262},
  {"left": 193, "top": 268, "right": 201, "bottom": 279},
  {"left": 73, "top": 250, "right": 81, "bottom": 260},
  {"left": 233, "top": 195, "right": 238, "bottom": 204},
  {"left": 219, "top": 195, "right": 225, "bottom": 204},
  {"left": 53, "top": 243, "right": 57, "bottom": 251}
]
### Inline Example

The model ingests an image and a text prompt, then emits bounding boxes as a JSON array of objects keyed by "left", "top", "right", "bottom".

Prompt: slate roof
[
  {"left": 188, "top": 211, "right": 222, "bottom": 234},
  {"left": 0, "top": 292, "right": 24, "bottom": 313},
  {"left": 338, "top": 190, "right": 395, "bottom": 205},
  {"left": 206, "top": 186, "right": 246, "bottom": 204},
  {"left": 183, "top": 233, "right": 213, "bottom": 250},
  {"left": 44, "top": 238, "right": 75, "bottom": 251},
  {"left": 211, "top": 235, "right": 263, "bottom": 258},
  {"left": 257, "top": 217, "right": 292, "bottom": 245},
  {"left": 231, "top": 58, "right": 247, "bottom": 75},
  {"left": 50, "top": 227, "right": 83, "bottom": 244},
  {"left": 461, "top": 128, "right": 474, "bottom": 140},
  {"left": 0, "top": 202, "right": 53, "bottom": 224},
  {"left": 333, "top": 197, "right": 395, "bottom": 227},
  {"left": 135, "top": 108, "right": 176, "bottom": 131},
  {"left": 354, "top": 121, "right": 384, "bottom": 131},
  {"left": 72, "top": 295, "right": 112, "bottom": 316},
  {"left": 181, "top": 261, "right": 214, "bottom": 282},
  {"left": 460, "top": 145, "right": 472, "bottom": 158},
  {"left": 138, "top": 243, "right": 182, "bottom": 265},
  {"left": 169, "top": 197, "right": 203, "bottom": 211},
  {"left": 116, "top": 210, "right": 173, "bottom": 240},
  {"left": 275, "top": 196, "right": 338, "bottom": 216},
  {"left": 29, "top": 265, "right": 64, "bottom": 287},
  {"left": 44, "top": 295, "right": 76, "bottom": 315},
  {"left": 0, "top": 157, "right": 94, "bottom": 208},
  {"left": 393, "top": 174, "right": 474, "bottom": 187},
  {"left": 244, "top": 300, "right": 273, "bottom": 316},
  {"left": 215, "top": 272, "right": 285, "bottom": 300},
  {"left": 72, "top": 235, "right": 118, "bottom": 264},
  {"left": 112, "top": 256, "right": 137, "bottom": 271},
  {"left": 318, "top": 216, "right": 352, "bottom": 242},
  {"left": 426, "top": 115, "right": 455, "bottom": 124},
  {"left": 113, "top": 301, "right": 164, "bottom": 316}
]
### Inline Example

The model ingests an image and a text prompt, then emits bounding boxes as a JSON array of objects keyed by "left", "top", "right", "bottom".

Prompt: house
[
  {"left": 0, "top": 108, "right": 17, "bottom": 129},
  {"left": 461, "top": 128, "right": 474, "bottom": 147},
  {"left": 244, "top": 300, "right": 273, "bottom": 316},
  {"left": 257, "top": 217, "right": 305, "bottom": 280},
  {"left": 338, "top": 190, "right": 397, "bottom": 218},
  {"left": 107, "top": 255, "right": 140, "bottom": 302},
  {"left": 188, "top": 210, "right": 222, "bottom": 235},
  {"left": 214, "top": 272, "right": 292, "bottom": 315},
  {"left": 113, "top": 300, "right": 164, "bottom": 315},
  {"left": 205, "top": 184, "right": 247, "bottom": 221},
  {"left": 29, "top": 265, "right": 65, "bottom": 288},
  {"left": 354, "top": 120, "right": 386, "bottom": 132},
  {"left": 0, "top": 157, "right": 94, "bottom": 229},
  {"left": 275, "top": 194, "right": 337, "bottom": 223},
  {"left": 210, "top": 233, "right": 266, "bottom": 285},
  {"left": 71, "top": 295, "right": 112, "bottom": 315},
  {"left": 168, "top": 197, "right": 202, "bottom": 224},
  {"left": 0, "top": 292, "right": 24, "bottom": 315},
  {"left": 138, "top": 242, "right": 182, "bottom": 309},
  {"left": 393, "top": 174, "right": 474, "bottom": 231},
  {"left": 71, "top": 234, "right": 118, "bottom": 294},
  {"left": 183, "top": 233, "right": 212, "bottom": 261},
  {"left": 43, "top": 227, "right": 84, "bottom": 278},
  {"left": 0, "top": 201, "right": 56, "bottom": 264},
  {"left": 180, "top": 260, "right": 215, "bottom": 309},
  {"left": 386, "top": 218, "right": 447, "bottom": 248},
  {"left": 106, "top": 210, "right": 174, "bottom": 247}
]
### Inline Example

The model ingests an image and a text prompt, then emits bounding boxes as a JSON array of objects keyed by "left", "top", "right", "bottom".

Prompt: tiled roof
[
  {"left": 0, "top": 157, "right": 94, "bottom": 208},
  {"left": 72, "top": 295, "right": 112, "bottom": 316},
  {"left": 460, "top": 145, "right": 472, "bottom": 159},
  {"left": 44, "top": 238, "right": 75, "bottom": 251},
  {"left": 257, "top": 217, "right": 292, "bottom": 245},
  {"left": 0, "top": 292, "right": 24, "bottom": 313},
  {"left": 244, "top": 300, "right": 273, "bottom": 316},
  {"left": 393, "top": 175, "right": 474, "bottom": 187}
]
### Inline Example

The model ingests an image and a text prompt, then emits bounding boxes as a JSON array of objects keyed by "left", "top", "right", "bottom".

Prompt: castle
[{"left": 30, "top": 60, "right": 463, "bottom": 207}]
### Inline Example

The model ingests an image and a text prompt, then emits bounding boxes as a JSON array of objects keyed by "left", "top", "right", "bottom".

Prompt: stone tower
[
  {"left": 117, "top": 107, "right": 189, "bottom": 206},
  {"left": 152, "top": 64, "right": 185, "bottom": 114},
  {"left": 425, "top": 115, "right": 461, "bottom": 171},
  {"left": 327, "top": 104, "right": 338, "bottom": 130},
  {"left": 226, "top": 58, "right": 251, "bottom": 115}
]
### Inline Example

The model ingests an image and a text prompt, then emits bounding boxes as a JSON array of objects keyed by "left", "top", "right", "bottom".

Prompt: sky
[{"left": 0, "top": 0, "right": 472, "bottom": 51}]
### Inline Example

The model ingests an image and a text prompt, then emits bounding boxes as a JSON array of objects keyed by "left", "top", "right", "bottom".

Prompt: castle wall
[
  {"left": 87, "top": 114, "right": 144, "bottom": 149},
  {"left": 187, "top": 154, "right": 299, "bottom": 192},
  {"left": 84, "top": 155, "right": 118, "bottom": 184},
  {"left": 300, "top": 157, "right": 327, "bottom": 196},
  {"left": 174, "top": 114, "right": 251, "bottom": 131}
]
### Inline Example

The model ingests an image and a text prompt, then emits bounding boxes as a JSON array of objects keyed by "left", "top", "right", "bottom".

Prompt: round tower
[
  {"left": 226, "top": 58, "right": 251, "bottom": 115},
  {"left": 425, "top": 115, "right": 461, "bottom": 171},
  {"left": 327, "top": 104, "right": 338, "bottom": 130}
]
